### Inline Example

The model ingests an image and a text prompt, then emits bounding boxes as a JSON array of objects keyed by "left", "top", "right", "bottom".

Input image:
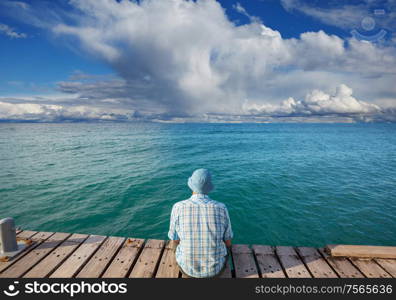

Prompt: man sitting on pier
[{"left": 168, "top": 168, "right": 233, "bottom": 278}]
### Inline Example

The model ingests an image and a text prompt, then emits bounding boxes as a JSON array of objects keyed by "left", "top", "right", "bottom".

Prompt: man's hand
[
  {"left": 225, "top": 240, "right": 232, "bottom": 248},
  {"left": 169, "top": 240, "right": 179, "bottom": 252}
]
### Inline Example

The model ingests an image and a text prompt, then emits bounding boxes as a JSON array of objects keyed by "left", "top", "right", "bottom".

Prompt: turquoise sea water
[{"left": 0, "top": 123, "right": 395, "bottom": 247}]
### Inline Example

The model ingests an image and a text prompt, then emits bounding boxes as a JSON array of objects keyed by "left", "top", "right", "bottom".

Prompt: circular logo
[
  {"left": 361, "top": 17, "right": 375, "bottom": 31},
  {"left": 3, "top": 282, "right": 20, "bottom": 297},
  {"left": 350, "top": 10, "right": 387, "bottom": 42}
]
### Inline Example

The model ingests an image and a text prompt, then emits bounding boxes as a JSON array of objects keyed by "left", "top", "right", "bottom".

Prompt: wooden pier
[{"left": 0, "top": 229, "right": 395, "bottom": 278}]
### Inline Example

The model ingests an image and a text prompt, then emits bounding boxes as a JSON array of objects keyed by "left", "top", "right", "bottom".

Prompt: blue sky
[{"left": 0, "top": 0, "right": 395, "bottom": 122}]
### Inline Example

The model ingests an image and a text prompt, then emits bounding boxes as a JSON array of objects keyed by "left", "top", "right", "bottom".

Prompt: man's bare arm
[{"left": 225, "top": 239, "right": 232, "bottom": 248}]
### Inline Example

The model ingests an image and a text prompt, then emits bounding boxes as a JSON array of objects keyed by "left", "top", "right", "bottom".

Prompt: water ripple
[{"left": 0, "top": 123, "right": 395, "bottom": 246}]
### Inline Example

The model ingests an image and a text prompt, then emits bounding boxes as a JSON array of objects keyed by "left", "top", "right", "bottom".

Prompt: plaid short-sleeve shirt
[{"left": 168, "top": 194, "right": 233, "bottom": 278}]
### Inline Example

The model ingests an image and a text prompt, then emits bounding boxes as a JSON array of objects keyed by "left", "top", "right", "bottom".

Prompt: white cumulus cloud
[
  {"left": 0, "top": 100, "right": 135, "bottom": 122},
  {"left": 0, "top": 0, "right": 396, "bottom": 122},
  {"left": 244, "top": 84, "right": 380, "bottom": 117}
]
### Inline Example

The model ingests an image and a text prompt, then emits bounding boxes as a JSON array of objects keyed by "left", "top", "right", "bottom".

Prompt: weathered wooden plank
[
  {"left": 318, "top": 248, "right": 364, "bottom": 278},
  {"left": 276, "top": 246, "right": 312, "bottom": 278},
  {"left": 27, "top": 231, "right": 54, "bottom": 241},
  {"left": 232, "top": 244, "right": 259, "bottom": 278},
  {"left": 0, "top": 232, "right": 65, "bottom": 278},
  {"left": 102, "top": 238, "right": 144, "bottom": 278},
  {"left": 349, "top": 258, "right": 392, "bottom": 278},
  {"left": 374, "top": 259, "right": 396, "bottom": 277},
  {"left": 327, "top": 245, "right": 396, "bottom": 259},
  {"left": 50, "top": 235, "right": 106, "bottom": 278},
  {"left": 252, "top": 245, "right": 286, "bottom": 278},
  {"left": 0, "top": 231, "right": 53, "bottom": 274},
  {"left": 76, "top": 236, "right": 125, "bottom": 278},
  {"left": 296, "top": 247, "right": 338, "bottom": 278},
  {"left": 155, "top": 241, "right": 180, "bottom": 278},
  {"left": 24, "top": 233, "right": 88, "bottom": 278},
  {"left": 129, "top": 239, "right": 165, "bottom": 278},
  {"left": 10, "top": 228, "right": 395, "bottom": 279},
  {"left": 17, "top": 230, "right": 38, "bottom": 239}
]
